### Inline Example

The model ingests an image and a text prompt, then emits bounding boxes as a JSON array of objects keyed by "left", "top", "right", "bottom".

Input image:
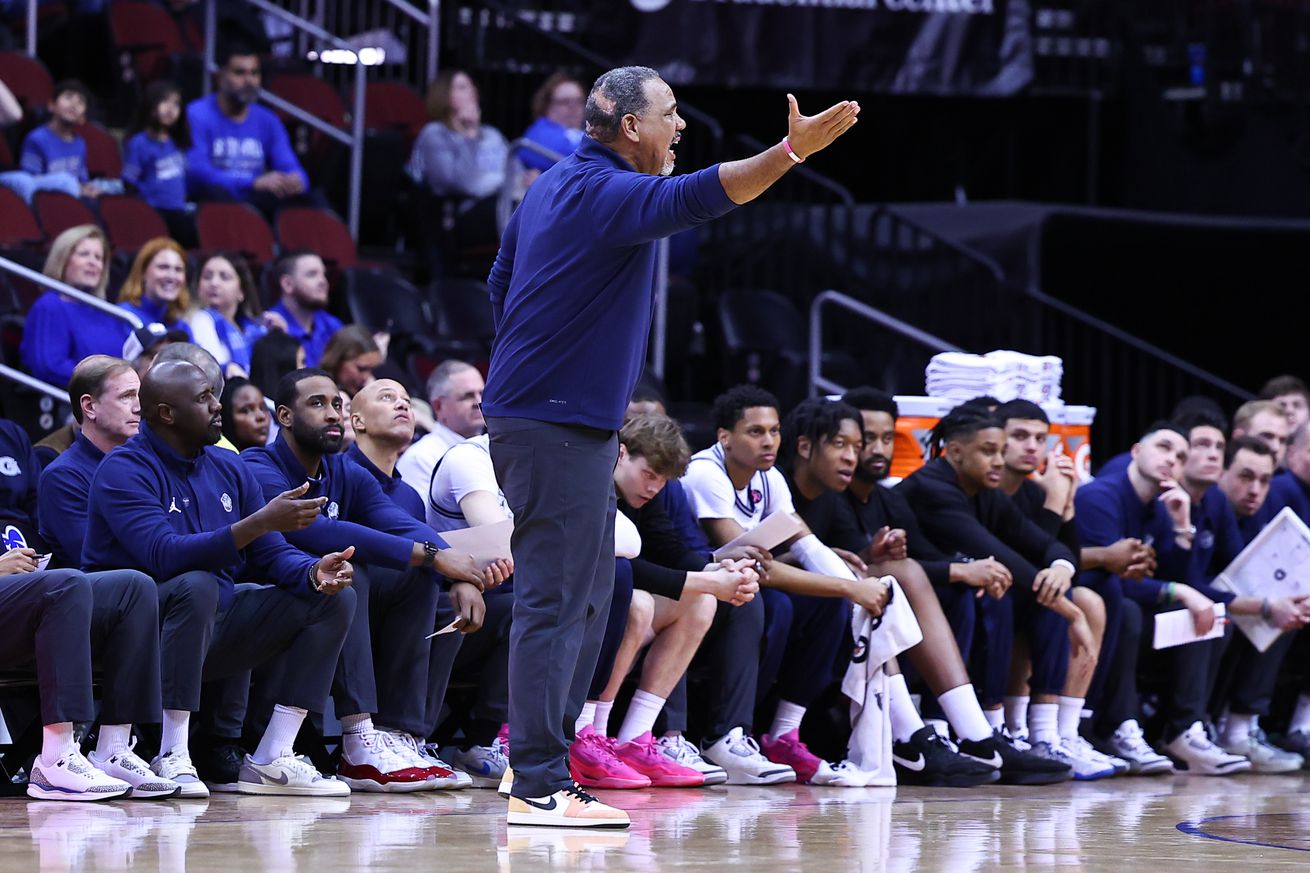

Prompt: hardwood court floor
[{"left": 2, "top": 772, "right": 1308, "bottom": 872}]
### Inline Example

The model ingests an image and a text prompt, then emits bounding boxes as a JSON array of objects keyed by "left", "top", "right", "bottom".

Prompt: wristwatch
[
  {"left": 422, "top": 541, "right": 441, "bottom": 569},
  {"left": 1173, "top": 524, "right": 1197, "bottom": 537}
]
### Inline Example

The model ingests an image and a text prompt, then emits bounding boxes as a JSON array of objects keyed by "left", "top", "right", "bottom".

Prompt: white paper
[
  {"left": 1152, "top": 603, "right": 1226, "bottom": 650},
  {"left": 425, "top": 619, "right": 462, "bottom": 640},
  {"left": 712, "top": 511, "right": 804, "bottom": 561},
  {"left": 438, "top": 519, "right": 514, "bottom": 569},
  {"left": 1212, "top": 507, "right": 1310, "bottom": 652},
  {"left": 36, "top": 553, "right": 51, "bottom": 571}
]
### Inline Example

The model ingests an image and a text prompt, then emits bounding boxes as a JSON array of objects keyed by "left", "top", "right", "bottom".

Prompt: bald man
[
  {"left": 243, "top": 369, "right": 508, "bottom": 792},
  {"left": 153, "top": 343, "right": 242, "bottom": 452},
  {"left": 84, "top": 360, "right": 358, "bottom": 797}
]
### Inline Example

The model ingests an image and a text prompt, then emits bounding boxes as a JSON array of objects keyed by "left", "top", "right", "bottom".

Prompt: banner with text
[{"left": 611, "top": 0, "right": 1033, "bottom": 95}]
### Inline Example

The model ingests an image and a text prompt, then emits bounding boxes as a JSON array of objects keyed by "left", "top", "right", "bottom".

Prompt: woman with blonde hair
[
  {"left": 20, "top": 224, "right": 133, "bottom": 386},
  {"left": 116, "top": 237, "right": 194, "bottom": 337}
]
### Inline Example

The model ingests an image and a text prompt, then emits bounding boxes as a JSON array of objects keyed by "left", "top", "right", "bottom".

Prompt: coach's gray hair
[
  {"left": 426, "top": 359, "right": 477, "bottom": 403},
  {"left": 584, "top": 66, "right": 662, "bottom": 143}
]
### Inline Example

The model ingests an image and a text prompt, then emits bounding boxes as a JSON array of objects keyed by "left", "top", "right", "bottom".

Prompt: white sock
[
  {"left": 252, "top": 704, "right": 308, "bottom": 765},
  {"left": 340, "top": 713, "right": 374, "bottom": 759},
  {"left": 617, "top": 690, "right": 666, "bottom": 744},
  {"left": 888, "top": 673, "right": 926, "bottom": 743},
  {"left": 1290, "top": 695, "right": 1310, "bottom": 734},
  {"left": 983, "top": 707, "right": 1004, "bottom": 730},
  {"left": 577, "top": 701, "right": 597, "bottom": 735},
  {"left": 593, "top": 700, "right": 614, "bottom": 737},
  {"left": 769, "top": 700, "right": 806, "bottom": 738},
  {"left": 96, "top": 724, "right": 132, "bottom": 757},
  {"left": 1057, "top": 696, "right": 1084, "bottom": 742},
  {"left": 1004, "top": 695, "right": 1030, "bottom": 736},
  {"left": 938, "top": 684, "right": 994, "bottom": 742},
  {"left": 160, "top": 709, "right": 191, "bottom": 755},
  {"left": 1222, "top": 711, "right": 1257, "bottom": 746},
  {"left": 40, "top": 722, "right": 75, "bottom": 764},
  {"left": 1029, "top": 703, "right": 1059, "bottom": 746}
]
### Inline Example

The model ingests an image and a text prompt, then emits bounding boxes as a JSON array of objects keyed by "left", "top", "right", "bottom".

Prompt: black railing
[{"left": 854, "top": 207, "right": 1251, "bottom": 456}]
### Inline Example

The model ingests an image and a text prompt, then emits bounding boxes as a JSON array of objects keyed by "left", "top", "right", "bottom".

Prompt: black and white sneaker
[
  {"left": 893, "top": 727, "right": 1000, "bottom": 788},
  {"left": 957, "top": 728, "right": 1071, "bottom": 785},
  {"left": 199, "top": 743, "right": 246, "bottom": 793}
]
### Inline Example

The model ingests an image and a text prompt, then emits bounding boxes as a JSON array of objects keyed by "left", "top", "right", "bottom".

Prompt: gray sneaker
[
  {"left": 1105, "top": 720, "right": 1174, "bottom": 775},
  {"left": 1222, "top": 729, "right": 1304, "bottom": 773},
  {"left": 238, "top": 753, "right": 350, "bottom": 796}
]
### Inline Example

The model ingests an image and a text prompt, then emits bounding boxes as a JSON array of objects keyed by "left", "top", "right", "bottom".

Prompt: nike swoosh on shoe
[
  {"left": 522, "top": 796, "right": 559, "bottom": 811},
  {"left": 892, "top": 754, "right": 926, "bottom": 771}
]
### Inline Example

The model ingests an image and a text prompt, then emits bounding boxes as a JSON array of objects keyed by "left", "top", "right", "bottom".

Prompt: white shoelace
[
  {"left": 659, "top": 735, "right": 702, "bottom": 765},
  {"left": 379, "top": 731, "right": 429, "bottom": 771},
  {"left": 728, "top": 733, "right": 769, "bottom": 763},
  {"left": 271, "top": 753, "right": 328, "bottom": 782}
]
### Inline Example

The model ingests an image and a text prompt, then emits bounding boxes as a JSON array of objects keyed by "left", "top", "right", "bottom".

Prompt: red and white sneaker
[
  {"left": 337, "top": 729, "right": 432, "bottom": 793},
  {"left": 613, "top": 732, "right": 705, "bottom": 787},
  {"left": 569, "top": 726, "right": 650, "bottom": 790},
  {"left": 760, "top": 729, "right": 835, "bottom": 785}
]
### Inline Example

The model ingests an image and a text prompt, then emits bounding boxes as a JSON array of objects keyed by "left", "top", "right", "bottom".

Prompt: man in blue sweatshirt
[
  {"left": 242, "top": 368, "right": 504, "bottom": 793},
  {"left": 186, "top": 44, "right": 313, "bottom": 216},
  {"left": 483, "top": 64, "right": 859, "bottom": 828},
  {"left": 84, "top": 360, "right": 357, "bottom": 798}
]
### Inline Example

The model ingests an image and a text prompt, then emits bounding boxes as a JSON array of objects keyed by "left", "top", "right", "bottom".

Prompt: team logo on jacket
[
  {"left": 0, "top": 456, "right": 19, "bottom": 476},
  {"left": 169, "top": 497, "right": 181, "bottom": 513},
  {"left": 3, "top": 525, "right": 26, "bottom": 550},
  {"left": 852, "top": 634, "right": 868, "bottom": 664},
  {"left": 327, "top": 501, "right": 339, "bottom": 520},
  {"left": 750, "top": 489, "right": 762, "bottom": 504},
  {"left": 1197, "top": 530, "right": 1215, "bottom": 550},
  {"left": 221, "top": 493, "right": 233, "bottom": 513}
]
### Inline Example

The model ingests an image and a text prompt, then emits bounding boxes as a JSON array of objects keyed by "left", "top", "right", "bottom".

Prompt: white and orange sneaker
[{"left": 507, "top": 783, "right": 630, "bottom": 829}]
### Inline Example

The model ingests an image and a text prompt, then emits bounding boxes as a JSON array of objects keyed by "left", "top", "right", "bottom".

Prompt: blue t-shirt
[
  {"left": 202, "top": 308, "right": 265, "bottom": 373},
  {"left": 20, "top": 292, "right": 135, "bottom": 387},
  {"left": 122, "top": 132, "right": 188, "bottom": 211},
  {"left": 19, "top": 125, "right": 88, "bottom": 181},
  {"left": 185, "top": 94, "right": 308, "bottom": 197},
  {"left": 118, "top": 298, "right": 194, "bottom": 339},
  {"left": 517, "top": 117, "right": 583, "bottom": 173},
  {"left": 269, "top": 300, "right": 341, "bottom": 368}
]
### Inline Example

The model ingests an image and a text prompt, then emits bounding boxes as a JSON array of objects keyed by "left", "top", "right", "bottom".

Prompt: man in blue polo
[
  {"left": 483, "top": 64, "right": 859, "bottom": 827},
  {"left": 84, "top": 360, "right": 357, "bottom": 798},
  {"left": 243, "top": 368, "right": 504, "bottom": 793},
  {"left": 267, "top": 252, "right": 341, "bottom": 367}
]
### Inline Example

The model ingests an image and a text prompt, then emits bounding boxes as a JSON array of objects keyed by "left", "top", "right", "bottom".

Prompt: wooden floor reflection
[{"left": 3, "top": 772, "right": 1309, "bottom": 872}]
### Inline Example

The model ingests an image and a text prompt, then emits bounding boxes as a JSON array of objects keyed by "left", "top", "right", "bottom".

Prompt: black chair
[
  {"left": 717, "top": 288, "right": 810, "bottom": 407},
  {"left": 342, "top": 266, "right": 436, "bottom": 337},
  {"left": 431, "top": 278, "right": 497, "bottom": 355}
]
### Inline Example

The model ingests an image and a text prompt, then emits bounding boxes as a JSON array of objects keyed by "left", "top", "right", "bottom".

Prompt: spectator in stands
[
  {"left": 219, "top": 376, "right": 270, "bottom": 451},
  {"left": 249, "top": 330, "right": 305, "bottom": 400},
  {"left": 186, "top": 44, "right": 314, "bottom": 218},
  {"left": 396, "top": 360, "right": 485, "bottom": 498},
  {"left": 268, "top": 250, "right": 341, "bottom": 367},
  {"left": 518, "top": 72, "right": 586, "bottom": 178},
  {"left": 1231, "top": 399, "right": 1290, "bottom": 468},
  {"left": 408, "top": 69, "right": 506, "bottom": 264},
  {"left": 1259, "top": 374, "right": 1310, "bottom": 433},
  {"left": 189, "top": 252, "right": 285, "bottom": 378},
  {"left": 123, "top": 80, "right": 195, "bottom": 246},
  {"left": 20, "top": 225, "right": 133, "bottom": 387},
  {"left": 0, "top": 80, "right": 94, "bottom": 202},
  {"left": 116, "top": 237, "right": 195, "bottom": 336},
  {"left": 320, "top": 325, "right": 382, "bottom": 396}
]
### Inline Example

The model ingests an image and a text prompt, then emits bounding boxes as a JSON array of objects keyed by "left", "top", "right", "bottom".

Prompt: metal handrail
[
  {"left": 203, "top": 0, "right": 366, "bottom": 238},
  {"left": 1027, "top": 287, "right": 1252, "bottom": 400},
  {"left": 0, "top": 364, "right": 65, "bottom": 404},
  {"left": 0, "top": 257, "right": 143, "bottom": 329},
  {"left": 376, "top": 0, "right": 441, "bottom": 82},
  {"left": 869, "top": 205, "right": 1007, "bottom": 284},
  {"left": 809, "top": 290, "right": 960, "bottom": 396}
]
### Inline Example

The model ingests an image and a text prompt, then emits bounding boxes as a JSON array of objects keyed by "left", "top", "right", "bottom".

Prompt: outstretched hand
[{"left": 785, "top": 94, "right": 860, "bottom": 161}]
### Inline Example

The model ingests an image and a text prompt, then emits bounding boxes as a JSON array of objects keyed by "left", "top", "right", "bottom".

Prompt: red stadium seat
[
  {"left": 268, "top": 73, "right": 348, "bottom": 129},
  {"left": 0, "top": 51, "right": 53, "bottom": 114},
  {"left": 351, "top": 81, "right": 428, "bottom": 147},
  {"left": 108, "top": 1, "right": 185, "bottom": 84},
  {"left": 76, "top": 122, "right": 122, "bottom": 178},
  {"left": 0, "top": 136, "right": 13, "bottom": 170},
  {"left": 99, "top": 195, "right": 169, "bottom": 252},
  {"left": 276, "top": 207, "right": 357, "bottom": 269},
  {"left": 32, "top": 191, "right": 98, "bottom": 240},
  {"left": 196, "top": 202, "right": 275, "bottom": 266},
  {"left": 0, "top": 187, "right": 45, "bottom": 249}
]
